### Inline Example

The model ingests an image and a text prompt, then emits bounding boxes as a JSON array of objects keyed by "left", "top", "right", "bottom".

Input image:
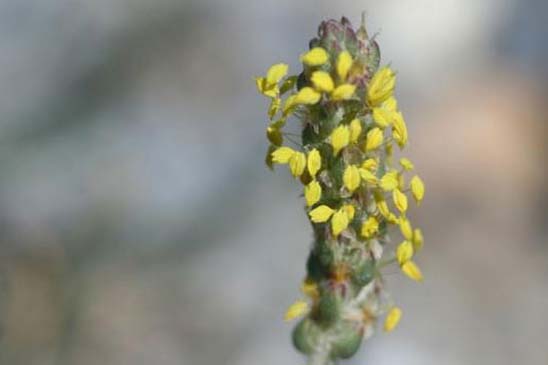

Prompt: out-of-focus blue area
[{"left": 0, "top": 1, "right": 546, "bottom": 365}]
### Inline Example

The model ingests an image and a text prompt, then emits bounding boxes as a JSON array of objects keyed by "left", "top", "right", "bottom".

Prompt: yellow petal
[
  {"left": 410, "top": 175, "right": 425, "bottom": 204},
  {"left": 271, "top": 146, "right": 295, "bottom": 164},
  {"left": 361, "top": 216, "right": 379, "bottom": 238},
  {"left": 396, "top": 240, "right": 414, "bottom": 265},
  {"left": 392, "top": 112, "right": 408, "bottom": 148},
  {"left": 383, "top": 96, "right": 398, "bottom": 112},
  {"left": 361, "top": 158, "right": 378, "bottom": 171},
  {"left": 266, "top": 126, "right": 283, "bottom": 146},
  {"left": 255, "top": 77, "right": 279, "bottom": 98},
  {"left": 358, "top": 168, "right": 377, "bottom": 184},
  {"left": 384, "top": 307, "right": 402, "bottom": 332},
  {"left": 282, "top": 95, "right": 297, "bottom": 116},
  {"left": 330, "top": 125, "right": 350, "bottom": 155},
  {"left": 365, "top": 127, "right": 384, "bottom": 151},
  {"left": 376, "top": 197, "right": 390, "bottom": 217},
  {"left": 372, "top": 107, "right": 394, "bottom": 128},
  {"left": 331, "top": 84, "right": 356, "bottom": 101},
  {"left": 284, "top": 300, "right": 309, "bottom": 321},
  {"left": 378, "top": 201, "right": 398, "bottom": 224},
  {"left": 310, "top": 71, "right": 334, "bottom": 93},
  {"left": 399, "top": 217, "right": 413, "bottom": 241},
  {"left": 309, "top": 205, "right": 335, "bottom": 223},
  {"left": 255, "top": 77, "right": 266, "bottom": 93},
  {"left": 300, "top": 47, "right": 329, "bottom": 66},
  {"left": 304, "top": 180, "right": 322, "bottom": 207},
  {"left": 392, "top": 188, "right": 408, "bottom": 213},
  {"left": 367, "top": 66, "right": 396, "bottom": 106},
  {"left": 301, "top": 278, "right": 319, "bottom": 300},
  {"left": 399, "top": 157, "right": 414, "bottom": 171},
  {"left": 401, "top": 261, "right": 423, "bottom": 282},
  {"left": 412, "top": 228, "right": 424, "bottom": 251},
  {"left": 380, "top": 171, "right": 398, "bottom": 191},
  {"left": 266, "top": 63, "right": 288, "bottom": 87},
  {"left": 307, "top": 149, "right": 322, "bottom": 177},
  {"left": 349, "top": 118, "right": 362, "bottom": 143},
  {"left": 343, "top": 165, "right": 361, "bottom": 192},
  {"left": 289, "top": 152, "right": 307, "bottom": 177},
  {"left": 295, "top": 87, "right": 321, "bottom": 105},
  {"left": 342, "top": 204, "right": 355, "bottom": 220},
  {"left": 336, "top": 51, "right": 353, "bottom": 80},
  {"left": 331, "top": 209, "right": 349, "bottom": 237}
]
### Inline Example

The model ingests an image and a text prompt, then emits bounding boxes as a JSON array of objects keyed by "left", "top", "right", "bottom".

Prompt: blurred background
[{"left": 0, "top": 0, "right": 547, "bottom": 364}]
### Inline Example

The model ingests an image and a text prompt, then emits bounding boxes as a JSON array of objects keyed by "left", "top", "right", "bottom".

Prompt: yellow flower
[
  {"left": 295, "top": 87, "right": 321, "bottom": 105},
  {"left": 399, "top": 217, "right": 413, "bottom": 240},
  {"left": 361, "top": 216, "right": 379, "bottom": 238},
  {"left": 330, "top": 125, "right": 350, "bottom": 155},
  {"left": 307, "top": 149, "right": 322, "bottom": 177},
  {"left": 392, "top": 188, "right": 408, "bottom": 213},
  {"left": 399, "top": 157, "right": 414, "bottom": 171},
  {"left": 304, "top": 180, "right": 322, "bottom": 207},
  {"left": 311, "top": 71, "right": 334, "bottom": 93},
  {"left": 300, "top": 47, "right": 329, "bottom": 66},
  {"left": 392, "top": 112, "right": 408, "bottom": 147},
  {"left": 410, "top": 175, "right": 425, "bottom": 204},
  {"left": 343, "top": 165, "right": 361, "bottom": 192},
  {"left": 365, "top": 127, "right": 384, "bottom": 151},
  {"left": 349, "top": 119, "right": 362, "bottom": 143},
  {"left": 289, "top": 152, "right": 307, "bottom": 177},
  {"left": 309, "top": 205, "right": 335, "bottom": 223},
  {"left": 336, "top": 51, "right": 353, "bottom": 80},
  {"left": 396, "top": 240, "right": 414, "bottom": 265},
  {"left": 284, "top": 299, "right": 309, "bottom": 321},
  {"left": 361, "top": 158, "right": 378, "bottom": 171},
  {"left": 380, "top": 171, "right": 398, "bottom": 191},
  {"left": 384, "top": 307, "right": 402, "bottom": 332},
  {"left": 271, "top": 146, "right": 295, "bottom": 163},
  {"left": 358, "top": 168, "right": 377, "bottom": 184},
  {"left": 266, "top": 126, "right": 283, "bottom": 146},
  {"left": 255, "top": 77, "right": 278, "bottom": 98},
  {"left": 331, "top": 208, "right": 349, "bottom": 236},
  {"left": 367, "top": 66, "right": 396, "bottom": 106},
  {"left": 331, "top": 84, "right": 356, "bottom": 101},
  {"left": 301, "top": 278, "right": 319, "bottom": 300},
  {"left": 372, "top": 107, "right": 395, "bottom": 128},
  {"left": 401, "top": 261, "right": 423, "bottom": 282},
  {"left": 412, "top": 228, "right": 424, "bottom": 251},
  {"left": 266, "top": 63, "right": 288, "bottom": 87}
]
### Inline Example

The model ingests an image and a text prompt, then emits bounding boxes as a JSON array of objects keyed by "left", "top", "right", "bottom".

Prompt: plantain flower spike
[{"left": 255, "top": 15, "right": 427, "bottom": 364}]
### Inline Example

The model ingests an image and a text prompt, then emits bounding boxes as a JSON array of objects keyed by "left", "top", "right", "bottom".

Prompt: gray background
[{"left": 0, "top": 0, "right": 547, "bottom": 364}]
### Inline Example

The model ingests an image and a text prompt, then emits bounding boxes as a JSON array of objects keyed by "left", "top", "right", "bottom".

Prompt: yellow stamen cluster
[{"left": 255, "top": 17, "right": 426, "bottom": 359}]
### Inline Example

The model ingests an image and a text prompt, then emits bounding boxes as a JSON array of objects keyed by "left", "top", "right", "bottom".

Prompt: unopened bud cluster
[{"left": 256, "top": 16, "right": 426, "bottom": 365}]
